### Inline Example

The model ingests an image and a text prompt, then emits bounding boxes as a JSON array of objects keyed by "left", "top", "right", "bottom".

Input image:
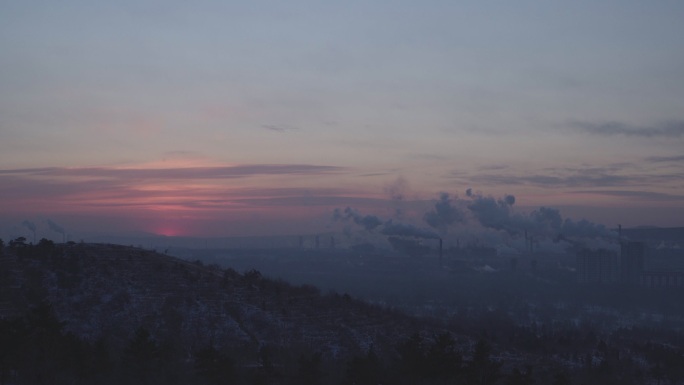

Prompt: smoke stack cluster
[{"left": 334, "top": 188, "right": 616, "bottom": 255}]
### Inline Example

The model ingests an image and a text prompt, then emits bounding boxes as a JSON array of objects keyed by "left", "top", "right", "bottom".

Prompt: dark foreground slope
[
  {"left": 2, "top": 241, "right": 684, "bottom": 385},
  {"left": 0, "top": 241, "right": 474, "bottom": 384},
  {"left": 1, "top": 242, "right": 416, "bottom": 354}
]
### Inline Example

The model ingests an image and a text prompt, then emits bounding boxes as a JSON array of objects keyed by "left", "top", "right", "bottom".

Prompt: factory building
[
  {"left": 576, "top": 248, "right": 618, "bottom": 284},
  {"left": 641, "top": 271, "right": 684, "bottom": 288},
  {"left": 620, "top": 241, "right": 645, "bottom": 285},
  {"left": 576, "top": 227, "right": 684, "bottom": 288}
]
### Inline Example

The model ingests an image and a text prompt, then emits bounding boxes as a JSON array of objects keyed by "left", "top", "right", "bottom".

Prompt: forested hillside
[{"left": 1, "top": 239, "right": 684, "bottom": 384}]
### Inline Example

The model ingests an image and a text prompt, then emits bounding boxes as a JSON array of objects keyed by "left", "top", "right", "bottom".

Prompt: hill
[
  {"left": 1, "top": 241, "right": 438, "bottom": 345},
  {"left": 0, "top": 241, "right": 472, "bottom": 384},
  {"left": 3, "top": 240, "right": 684, "bottom": 385}
]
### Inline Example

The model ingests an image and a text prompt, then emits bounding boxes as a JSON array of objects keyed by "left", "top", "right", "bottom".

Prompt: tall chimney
[
  {"left": 529, "top": 235, "right": 534, "bottom": 254},
  {"left": 439, "top": 238, "right": 443, "bottom": 263},
  {"left": 618, "top": 224, "right": 622, "bottom": 243}
]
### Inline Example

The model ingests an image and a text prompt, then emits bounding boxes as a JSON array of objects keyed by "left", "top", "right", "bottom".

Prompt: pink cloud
[{"left": 0, "top": 163, "right": 385, "bottom": 236}]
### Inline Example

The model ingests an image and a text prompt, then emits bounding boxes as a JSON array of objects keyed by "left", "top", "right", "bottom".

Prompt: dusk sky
[{"left": 1, "top": 1, "right": 683, "bottom": 240}]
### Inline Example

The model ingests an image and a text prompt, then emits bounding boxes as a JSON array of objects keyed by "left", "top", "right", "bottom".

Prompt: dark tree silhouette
[
  {"left": 121, "top": 328, "right": 160, "bottom": 385},
  {"left": 194, "top": 344, "right": 234, "bottom": 385},
  {"left": 467, "top": 338, "right": 502, "bottom": 385},
  {"left": 344, "top": 346, "right": 382, "bottom": 385},
  {"left": 425, "top": 332, "right": 463, "bottom": 381},
  {"left": 9, "top": 237, "right": 27, "bottom": 248},
  {"left": 396, "top": 332, "right": 426, "bottom": 380},
  {"left": 507, "top": 365, "right": 534, "bottom": 385},
  {"left": 297, "top": 352, "right": 323, "bottom": 385}
]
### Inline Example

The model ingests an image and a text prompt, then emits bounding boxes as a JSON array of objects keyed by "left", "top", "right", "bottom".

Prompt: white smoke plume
[
  {"left": 383, "top": 176, "right": 410, "bottom": 201},
  {"left": 467, "top": 193, "right": 521, "bottom": 235},
  {"left": 47, "top": 219, "right": 66, "bottom": 240},
  {"left": 335, "top": 188, "right": 616, "bottom": 252},
  {"left": 22, "top": 220, "right": 36, "bottom": 233},
  {"left": 22, "top": 220, "right": 37, "bottom": 242},
  {"left": 333, "top": 208, "right": 440, "bottom": 240},
  {"left": 381, "top": 220, "right": 440, "bottom": 240},
  {"left": 333, "top": 207, "right": 383, "bottom": 231},
  {"left": 423, "top": 192, "right": 466, "bottom": 233},
  {"left": 466, "top": 191, "right": 615, "bottom": 248}
]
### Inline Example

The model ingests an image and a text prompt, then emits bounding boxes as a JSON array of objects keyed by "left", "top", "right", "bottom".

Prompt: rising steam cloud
[
  {"left": 334, "top": 207, "right": 439, "bottom": 239},
  {"left": 333, "top": 207, "right": 383, "bottom": 231},
  {"left": 423, "top": 192, "right": 465, "bottom": 233},
  {"left": 335, "top": 188, "right": 615, "bottom": 252},
  {"left": 22, "top": 220, "right": 37, "bottom": 242},
  {"left": 47, "top": 219, "right": 65, "bottom": 235},
  {"left": 466, "top": 192, "right": 612, "bottom": 240},
  {"left": 466, "top": 193, "right": 521, "bottom": 234},
  {"left": 22, "top": 220, "right": 36, "bottom": 233},
  {"left": 381, "top": 220, "right": 440, "bottom": 240}
]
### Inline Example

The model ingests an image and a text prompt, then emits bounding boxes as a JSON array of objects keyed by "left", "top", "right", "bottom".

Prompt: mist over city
[{"left": 2, "top": 1, "right": 684, "bottom": 384}]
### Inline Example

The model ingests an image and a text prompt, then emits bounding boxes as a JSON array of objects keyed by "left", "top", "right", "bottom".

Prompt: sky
[{"left": 1, "top": 1, "right": 683, "bottom": 241}]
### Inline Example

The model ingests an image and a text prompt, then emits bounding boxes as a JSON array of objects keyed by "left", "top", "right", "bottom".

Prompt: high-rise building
[
  {"left": 620, "top": 241, "right": 645, "bottom": 284},
  {"left": 576, "top": 249, "right": 618, "bottom": 284}
]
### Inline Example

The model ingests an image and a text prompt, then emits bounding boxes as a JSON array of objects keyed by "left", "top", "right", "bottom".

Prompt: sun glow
[{"left": 150, "top": 223, "right": 188, "bottom": 237}]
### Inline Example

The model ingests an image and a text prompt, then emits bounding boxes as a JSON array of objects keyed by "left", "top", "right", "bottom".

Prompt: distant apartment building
[
  {"left": 576, "top": 249, "right": 618, "bottom": 284},
  {"left": 641, "top": 246, "right": 684, "bottom": 288},
  {"left": 620, "top": 241, "right": 645, "bottom": 284},
  {"left": 641, "top": 271, "right": 684, "bottom": 288},
  {"left": 575, "top": 227, "right": 684, "bottom": 288}
]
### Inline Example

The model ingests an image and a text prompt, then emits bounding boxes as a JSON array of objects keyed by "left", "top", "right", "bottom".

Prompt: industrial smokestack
[
  {"left": 528, "top": 235, "right": 534, "bottom": 254},
  {"left": 439, "top": 238, "right": 443, "bottom": 265},
  {"left": 47, "top": 219, "right": 65, "bottom": 244},
  {"left": 618, "top": 224, "right": 622, "bottom": 243}
]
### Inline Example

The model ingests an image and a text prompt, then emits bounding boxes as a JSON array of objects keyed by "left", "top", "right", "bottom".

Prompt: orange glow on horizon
[{"left": 152, "top": 226, "right": 186, "bottom": 237}]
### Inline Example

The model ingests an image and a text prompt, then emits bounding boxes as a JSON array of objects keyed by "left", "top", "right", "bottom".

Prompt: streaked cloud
[
  {"left": 645, "top": 155, "right": 684, "bottom": 163},
  {"left": 570, "top": 190, "right": 684, "bottom": 202},
  {"left": 261, "top": 124, "right": 299, "bottom": 132},
  {"left": 464, "top": 166, "right": 681, "bottom": 189},
  {"left": 568, "top": 120, "right": 684, "bottom": 138},
  {"left": 0, "top": 164, "right": 344, "bottom": 180},
  {"left": 0, "top": 163, "right": 354, "bottom": 216}
]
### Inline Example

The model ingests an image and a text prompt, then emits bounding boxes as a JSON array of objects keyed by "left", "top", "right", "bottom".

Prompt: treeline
[
  {"left": 0, "top": 301, "right": 531, "bottom": 385},
  {"left": 5, "top": 300, "right": 673, "bottom": 385}
]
